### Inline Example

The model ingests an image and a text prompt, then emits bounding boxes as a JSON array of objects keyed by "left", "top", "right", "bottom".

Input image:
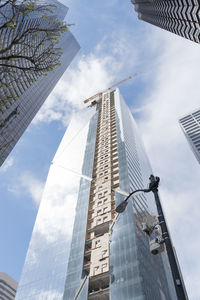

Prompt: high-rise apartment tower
[
  {"left": 0, "top": 0, "right": 80, "bottom": 166},
  {"left": 179, "top": 108, "right": 200, "bottom": 164},
  {"left": 0, "top": 272, "right": 18, "bottom": 299},
  {"left": 131, "top": 0, "right": 200, "bottom": 43},
  {"left": 16, "top": 89, "right": 185, "bottom": 299}
]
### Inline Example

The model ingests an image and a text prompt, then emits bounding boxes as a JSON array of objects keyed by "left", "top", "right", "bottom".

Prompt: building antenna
[{"left": 83, "top": 73, "right": 137, "bottom": 106}]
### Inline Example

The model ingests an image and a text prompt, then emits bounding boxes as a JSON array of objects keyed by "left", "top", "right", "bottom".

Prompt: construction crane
[{"left": 83, "top": 73, "right": 137, "bottom": 105}]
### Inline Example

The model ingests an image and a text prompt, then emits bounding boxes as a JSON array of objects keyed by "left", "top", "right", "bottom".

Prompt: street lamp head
[
  {"left": 149, "top": 175, "right": 160, "bottom": 192},
  {"left": 116, "top": 200, "right": 128, "bottom": 213}
]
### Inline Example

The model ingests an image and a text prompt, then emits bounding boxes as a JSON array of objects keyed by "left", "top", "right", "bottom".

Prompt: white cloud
[
  {"left": 9, "top": 172, "right": 45, "bottom": 205},
  {"left": 33, "top": 29, "right": 139, "bottom": 125},
  {"left": 32, "top": 54, "right": 111, "bottom": 125},
  {"left": 0, "top": 157, "right": 14, "bottom": 172},
  {"left": 20, "top": 172, "right": 45, "bottom": 205}
]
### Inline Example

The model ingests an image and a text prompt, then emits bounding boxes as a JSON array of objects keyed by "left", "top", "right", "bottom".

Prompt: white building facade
[{"left": 179, "top": 108, "right": 200, "bottom": 164}]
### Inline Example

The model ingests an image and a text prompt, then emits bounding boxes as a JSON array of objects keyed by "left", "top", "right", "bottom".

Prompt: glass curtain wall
[
  {"left": 15, "top": 108, "right": 97, "bottom": 300},
  {"left": 109, "top": 89, "right": 176, "bottom": 300}
]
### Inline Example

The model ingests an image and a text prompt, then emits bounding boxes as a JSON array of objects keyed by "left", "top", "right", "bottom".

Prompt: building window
[
  {"left": 96, "top": 240, "right": 101, "bottom": 247},
  {"left": 97, "top": 209, "right": 101, "bottom": 215},
  {"left": 94, "top": 266, "right": 99, "bottom": 271},
  {"left": 102, "top": 250, "right": 107, "bottom": 257},
  {"left": 103, "top": 216, "right": 108, "bottom": 222},
  {"left": 98, "top": 201, "right": 102, "bottom": 206},
  {"left": 102, "top": 263, "right": 107, "bottom": 269}
]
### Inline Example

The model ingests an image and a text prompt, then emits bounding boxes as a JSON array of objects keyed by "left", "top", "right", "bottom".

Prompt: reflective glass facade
[
  {"left": 17, "top": 89, "right": 181, "bottom": 299},
  {"left": 110, "top": 90, "right": 176, "bottom": 300},
  {"left": 0, "top": 1, "right": 80, "bottom": 166},
  {"left": 179, "top": 108, "right": 200, "bottom": 164},
  {"left": 15, "top": 108, "right": 97, "bottom": 299},
  {"left": 131, "top": 0, "right": 200, "bottom": 44}
]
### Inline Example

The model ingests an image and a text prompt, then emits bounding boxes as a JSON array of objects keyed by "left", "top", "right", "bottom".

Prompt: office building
[
  {"left": 0, "top": 272, "right": 18, "bottom": 299},
  {"left": 0, "top": 0, "right": 80, "bottom": 166},
  {"left": 15, "top": 88, "right": 186, "bottom": 299},
  {"left": 131, "top": 0, "right": 200, "bottom": 43},
  {"left": 179, "top": 108, "right": 200, "bottom": 164}
]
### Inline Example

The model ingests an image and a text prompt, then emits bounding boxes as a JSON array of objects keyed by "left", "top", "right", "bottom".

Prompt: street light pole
[
  {"left": 149, "top": 175, "right": 188, "bottom": 300},
  {"left": 115, "top": 175, "right": 188, "bottom": 300}
]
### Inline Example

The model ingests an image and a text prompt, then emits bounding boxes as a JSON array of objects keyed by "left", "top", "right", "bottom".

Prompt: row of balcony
[
  {"left": 82, "top": 96, "right": 117, "bottom": 297},
  {"left": 88, "top": 272, "right": 109, "bottom": 299}
]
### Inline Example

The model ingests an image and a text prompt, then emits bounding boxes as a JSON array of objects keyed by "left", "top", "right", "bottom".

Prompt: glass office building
[
  {"left": 179, "top": 108, "right": 200, "bottom": 164},
  {"left": 131, "top": 0, "right": 200, "bottom": 44},
  {"left": 16, "top": 89, "right": 182, "bottom": 299},
  {"left": 0, "top": 0, "right": 80, "bottom": 166}
]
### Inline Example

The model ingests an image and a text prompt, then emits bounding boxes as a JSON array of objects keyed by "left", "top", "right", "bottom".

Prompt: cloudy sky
[{"left": 0, "top": 0, "right": 200, "bottom": 299}]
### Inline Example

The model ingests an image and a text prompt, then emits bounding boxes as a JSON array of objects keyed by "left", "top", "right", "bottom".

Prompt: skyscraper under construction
[
  {"left": 16, "top": 89, "right": 185, "bottom": 299},
  {"left": 132, "top": 0, "right": 200, "bottom": 43}
]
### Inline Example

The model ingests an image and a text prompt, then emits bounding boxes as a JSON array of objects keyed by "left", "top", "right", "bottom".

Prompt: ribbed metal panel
[{"left": 132, "top": 0, "right": 200, "bottom": 43}]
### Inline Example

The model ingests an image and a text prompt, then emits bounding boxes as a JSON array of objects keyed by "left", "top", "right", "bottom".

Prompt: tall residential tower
[
  {"left": 16, "top": 89, "right": 185, "bottom": 299},
  {"left": 0, "top": 0, "right": 80, "bottom": 166},
  {"left": 131, "top": 0, "right": 200, "bottom": 43},
  {"left": 179, "top": 108, "right": 200, "bottom": 164}
]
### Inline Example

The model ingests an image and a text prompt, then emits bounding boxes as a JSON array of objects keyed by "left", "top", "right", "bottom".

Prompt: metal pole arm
[
  {"left": 116, "top": 188, "right": 150, "bottom": 213},
  {"left": 124, "top": 188, "right": 150, "bottom": 202}
]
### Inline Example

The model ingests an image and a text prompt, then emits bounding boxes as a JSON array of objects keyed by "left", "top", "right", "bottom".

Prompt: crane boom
[{"left": 83, "top": 73, "right": 137, "bottom": 104}]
